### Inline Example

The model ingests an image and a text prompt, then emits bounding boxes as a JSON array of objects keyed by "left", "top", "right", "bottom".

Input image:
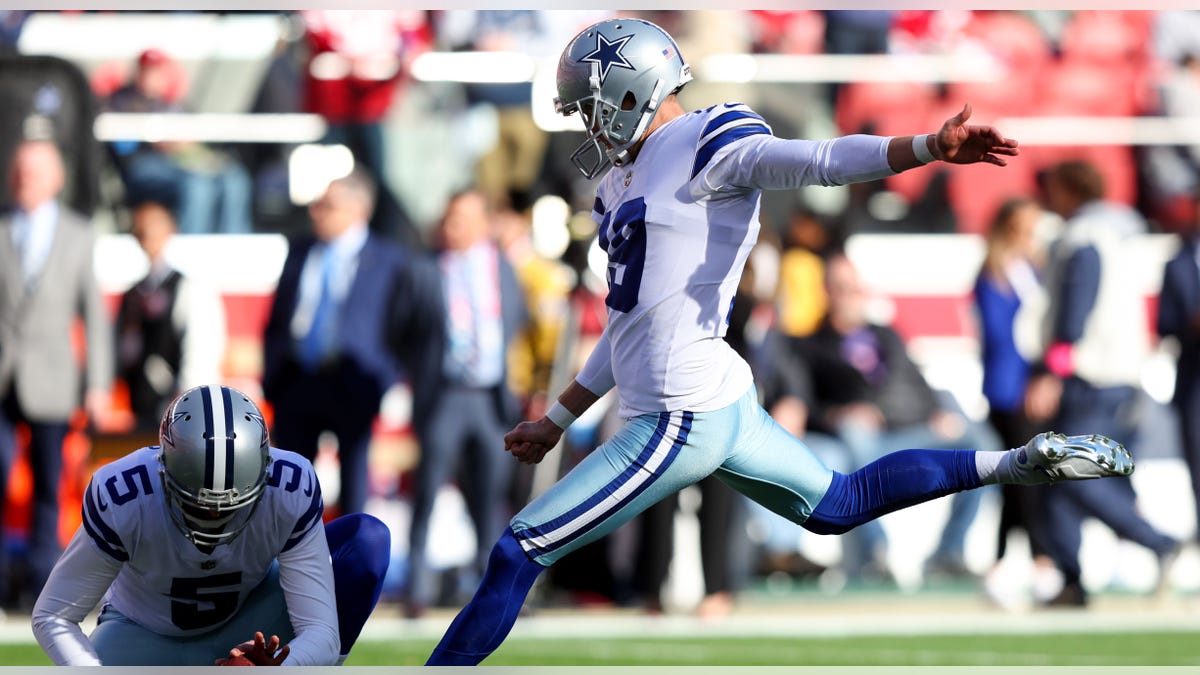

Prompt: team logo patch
[
  {"left": 201, "top": 559, "right": 217, "bottom": 570},
  {"left": 580, "top": 31, "right": 635, "bottom": 84}
]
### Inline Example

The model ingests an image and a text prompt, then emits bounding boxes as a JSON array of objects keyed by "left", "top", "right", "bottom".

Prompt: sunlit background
[{"left": 1, "top": 10, "right": 1199, "bottom": 660}]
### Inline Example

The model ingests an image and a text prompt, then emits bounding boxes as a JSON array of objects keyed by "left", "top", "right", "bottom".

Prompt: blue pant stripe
[
  {"left": 518, "top": 411, "right": 693, "bottom": 558},
  {"left": 514, "top": 412, "right": 671, "bottom": 546}
]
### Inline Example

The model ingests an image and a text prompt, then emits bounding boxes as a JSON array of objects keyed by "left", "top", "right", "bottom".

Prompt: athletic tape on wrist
[
  {"left": 546, "top": 401, "right": 576, "bottom": 430},
  {"left": 913, "top": 134, "right": 936, "bottom": 165}
]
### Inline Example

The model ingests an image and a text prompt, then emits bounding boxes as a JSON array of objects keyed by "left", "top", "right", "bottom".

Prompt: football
[{"left": 216, "top": 655, "right": 255, "bottom": 666}]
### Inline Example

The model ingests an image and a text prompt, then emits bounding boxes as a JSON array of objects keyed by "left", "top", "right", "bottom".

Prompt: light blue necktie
[
  {"left": 13, "top": 214, "right": 33, "bottom": 288},
  {"left": 300, "top": 246, "right": 336, "bottom": 370}
]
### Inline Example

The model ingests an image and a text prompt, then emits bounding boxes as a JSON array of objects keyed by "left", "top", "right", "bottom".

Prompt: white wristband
[
  {"left": 913, "top": 134, "right": 937, "bottom": 165},
  {"left": 545, "top": 401, "right": 576, "bottom": 430}
]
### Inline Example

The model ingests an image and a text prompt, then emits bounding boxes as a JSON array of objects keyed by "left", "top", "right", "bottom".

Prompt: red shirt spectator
[{"left": 301, "top": 10, "right": 430, "bottom": 125}]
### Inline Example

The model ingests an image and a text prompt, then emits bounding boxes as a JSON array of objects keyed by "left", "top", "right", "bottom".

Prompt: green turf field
[
  {"left": 8, "top": 632, "right": 1196, "bottom": 666},
  {"left": 343, "top": 633, "right": 1200, "bottom": 666}
]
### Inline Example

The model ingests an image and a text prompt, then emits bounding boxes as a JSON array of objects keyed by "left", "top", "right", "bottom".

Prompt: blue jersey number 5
[
  {"left": 170, "top": 572, "right": 243, "bottom": 630},
  {"left": 599, "top": 198, "right": 647, "bottom": 313}
]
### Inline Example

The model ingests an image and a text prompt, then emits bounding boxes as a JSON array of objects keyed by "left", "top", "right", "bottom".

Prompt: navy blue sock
[
  {"left": 805, "top": 448, "right": 982, "bottom": 535},
  {"left": 426, "top": 529, "right": 545, "bottom": 666},
  {"left": 326, "top": 513, "right": 391, "bottom": 656}
]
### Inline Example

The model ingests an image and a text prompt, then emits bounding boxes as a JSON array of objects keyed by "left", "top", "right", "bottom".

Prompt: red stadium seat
[
  {"left": 964, "top": 10, "right": 1054, "bottom": 73},
  {"left": 1060, "top": 10, "right": 1150, "bottom": 67},
  {"left": 835, "top": 80, "right": 938, "bottom": 135},
  {"left": 945, "top": 70, "right": 1042, "bottom": 118},
  {"left": 1037, "top": 61, "right": 1140, "bottom": 117},
  {"left": 747, "top": 10, "right": 825, "bottom": 54},
  {"left": 945, "top": 11, "right": 1050, "bottom": 117}
]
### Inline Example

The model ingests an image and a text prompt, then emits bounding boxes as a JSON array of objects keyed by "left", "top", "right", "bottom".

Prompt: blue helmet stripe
[
  {"left": 199, "top": 385, "right": 215, "bottom": 491},
  {"left": 221, "top": 386, "right": 236, "bottom": 491}
]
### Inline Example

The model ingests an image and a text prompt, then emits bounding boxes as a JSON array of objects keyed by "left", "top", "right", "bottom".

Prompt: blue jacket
[
  {"left": 262, "top": 233, "right": 406, "bottom": 414},
  {"left": 1158, "top": 236, "right": 1200, "bottom": 406},
  {"left": 388, "top": 247, "right": 528, "bottom": 434},
  {"left": 974, "top": 271, "right": 1030, "bottom": 413}
]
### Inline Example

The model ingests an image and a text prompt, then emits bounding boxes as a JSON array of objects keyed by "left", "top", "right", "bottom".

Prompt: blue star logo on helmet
[
  {"left": 580, "top": 31, "right": 635, "bottom": 84},
  {"left": 161, "top": 409, "right": 189, "bottom": 447},
  {"left": 244, "top": 409, "right": 269, "bottom": 447}
]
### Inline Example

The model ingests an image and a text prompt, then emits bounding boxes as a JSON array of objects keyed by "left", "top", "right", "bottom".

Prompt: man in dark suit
[
  {"left": 262, "top": 167, "right": 403, "bottom": 517},
  {"left": 395, "top": 188, "right": 528, "bottom": 618},
  {"left": 1157, "top": 193, "right": 1200, "bottom": 546},
  {"left": 0, "top": 138, "right": 112, "bottom": 604}
]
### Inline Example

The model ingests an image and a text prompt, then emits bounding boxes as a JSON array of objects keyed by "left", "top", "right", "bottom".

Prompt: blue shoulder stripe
[
  {"left": 291, "top": 480, "right": 323, "bottom": 534},
  {"left": 701, "top": 108, "right": 766, "bottom": 138},
  {"left": 283, "top": 483, "right": 324, "bottom": 552},
  {"left": 82, "top": 486, "right": 129, "bottom": 561},
  {"left": 691, "top": 124, "right": 770, "bottom": 180},
  {"left": 593, "top": 196, "right": 606, "bottom": 216}
]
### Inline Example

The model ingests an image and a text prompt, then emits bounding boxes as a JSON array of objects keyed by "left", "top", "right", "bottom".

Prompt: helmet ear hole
[{"left": 621, "top": 91, "right": 637, "bottom": 111}]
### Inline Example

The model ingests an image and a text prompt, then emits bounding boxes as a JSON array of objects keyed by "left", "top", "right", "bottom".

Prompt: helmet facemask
[
  {"left": 557, "top": 63, "right": 667, "bottom": 179},
  {"left": 162, "top": 469, "right": 266, "bottom": 547}
]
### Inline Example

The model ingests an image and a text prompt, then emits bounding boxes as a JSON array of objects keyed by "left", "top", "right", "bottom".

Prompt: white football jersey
[
  {"left": 80, "top": 446, "right": 326, "bottom": 637},
  {"left": 582, "top": 102, "right": 894, "bottom": 418}
]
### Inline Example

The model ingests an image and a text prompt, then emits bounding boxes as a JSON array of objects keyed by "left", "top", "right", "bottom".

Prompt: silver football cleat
[{"left": 1019, "top": 432, "right": 1135, "bottom": 483}]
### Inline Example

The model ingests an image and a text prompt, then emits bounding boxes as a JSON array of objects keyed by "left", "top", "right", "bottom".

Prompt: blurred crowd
[{"left": 0, "top": 9, "right": 1198, "bottom": 617}]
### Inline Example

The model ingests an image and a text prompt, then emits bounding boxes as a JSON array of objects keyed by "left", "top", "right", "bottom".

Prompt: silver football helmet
[
  {"left": 555, "top": 17, "right": 692, "bottom": 179},
  {"left": 158, "top": 385, "right": 271, "bottom": 547}
]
